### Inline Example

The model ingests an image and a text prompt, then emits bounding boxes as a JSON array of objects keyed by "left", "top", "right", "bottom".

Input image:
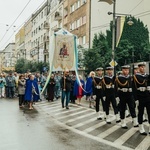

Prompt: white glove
[
  {"left": 103, "top": 97, "right": 106, "bottom": 101},
  {"left": 116, "top": 97, "right": 120, "bottom": 105},
  {"left": 135, "top": 100, "right": 139, "bottom": 107}
]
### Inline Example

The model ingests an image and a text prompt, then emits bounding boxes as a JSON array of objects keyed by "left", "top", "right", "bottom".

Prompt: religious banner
[
  {"left": 53, "top": 34, "right": 75, "bottom": 70},
  {"left": 41, "top": 28, "right": 78, "bottom": 94}
]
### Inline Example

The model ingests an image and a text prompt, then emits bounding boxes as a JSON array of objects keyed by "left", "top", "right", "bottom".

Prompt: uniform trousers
[
  {"left": 138, "top": 100, "right": 150, "bottom": 124},
  {"left": 105, "top": 91, "right": 118, "bottom": 115},
  {"left": 118, "top": 92, "right": 136, "bottom": 119},
  {"left": 95, "top": 89, "right": 105, "bottom": 112}
]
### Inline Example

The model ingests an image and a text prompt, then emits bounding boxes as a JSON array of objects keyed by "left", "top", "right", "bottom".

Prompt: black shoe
[
  {"left": 126, "top": 114, "right": 131, "bottom": 118},
  {"left": 116, "top": 120, "right": 121, "bottom": 123},
  {"left": 134, "top": 125, "right": 139, "bottom": 128},
  {"left": 97, "top": 117, "right": 102, "bottom": 120},
  {"left": 140, "top": 132, "right": 147, "bottom": 135},
  {"left": 66, "top": 106, "right": 69, "bottom": 109},
  {"left": 143, "top": 119, "right": 148, "bottom": 122},
  {"left": 122, "top": 126, "right": 128, "bottom": 129},
  {"left": 62, "top": 105, "right": 64, "bottom": 108},
  {"left": 107, "top": 121, "right": 111, "bottom": 124}
]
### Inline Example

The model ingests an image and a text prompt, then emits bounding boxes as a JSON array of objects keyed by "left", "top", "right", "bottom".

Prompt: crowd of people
[{"left": 0, "top": 61, "right": 150, "bottom": 135}]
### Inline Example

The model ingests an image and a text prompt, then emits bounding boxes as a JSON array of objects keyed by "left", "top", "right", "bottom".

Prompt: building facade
[
  {"left": 15, "top": 25, "right": 25, "bottom": 60},
  {"left": 24, "top": 16, "right": 32, "bottom": 60},
  {"left": 63, "top": 0, "right": 90, "bottom": 48},
  {"left": 30, "top": 2, "right": 48, "bottom": 62},
  {"left": 0, "top": 43, "right": 16, "bottom": 72}
]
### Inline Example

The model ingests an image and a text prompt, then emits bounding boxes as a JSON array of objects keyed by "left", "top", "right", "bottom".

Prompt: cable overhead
[
  {"left": 129, "top": 0, "right": 144, "bottom": 13},
  {"left": 0, "top": 0, "right": 47, "bottom": 50},
  {"left": 0, "top": 0, "right": 32, "bottom": 43}
]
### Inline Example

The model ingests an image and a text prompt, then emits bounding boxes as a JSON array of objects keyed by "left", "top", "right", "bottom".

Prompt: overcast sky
[
  {"left": 0, "top": 0, "right": 46, "bottom": 50},
  {"left": 0, "top": 0, "right": 150, "bottom": 50}
]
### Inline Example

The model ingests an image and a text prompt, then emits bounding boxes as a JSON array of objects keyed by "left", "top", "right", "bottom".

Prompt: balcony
[
  {"left": 43, "top": 36, "right": 49, "bottom": 42},
  {"left": 44, "top": 22, "right": 50, "bottom": 29},
  {"left": 54, "top": 11, "right": 62, "bottom": 21}
]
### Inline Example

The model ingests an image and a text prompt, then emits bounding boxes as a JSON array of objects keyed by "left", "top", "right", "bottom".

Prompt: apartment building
[
  {"left": 15, "top": 25, "right": 25, "bottom": 60},
  {"left": 24, "top": 16, "right": 32, "bottom": 60},
  {"left": 30, "top": 2, "right": 48, "bottom": 62},
  {"left": 0, "top": 43, "right": 16, "bottom": 71},
  {"left": 63, "top": 0, "right": 90, "bottom": 48},
  {"left": 48, "top": 0, "right": 63, "bottom": 35}
]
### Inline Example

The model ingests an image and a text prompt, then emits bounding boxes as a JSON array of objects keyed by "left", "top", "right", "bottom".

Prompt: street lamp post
[{"left": 112, "top": 0, "right": 116, "bottom": 74}]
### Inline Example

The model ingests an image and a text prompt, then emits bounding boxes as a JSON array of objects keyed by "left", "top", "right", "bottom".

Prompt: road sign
[{"left": 109, "top": 60, "right": 118, "bottom": 67}]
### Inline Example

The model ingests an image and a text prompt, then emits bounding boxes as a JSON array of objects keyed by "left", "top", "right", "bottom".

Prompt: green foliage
[
  {"left": 114, "top": 16, "right": 150, "bottom": 67},
  {"left": 15, "top": 58, "right": 49, "bottom": 73},
  {"left": 84, "top": 33, "right": 111, "bottom": 73},
  {"left": 84, "top": 16, "right": 150, "bottom": 73}
]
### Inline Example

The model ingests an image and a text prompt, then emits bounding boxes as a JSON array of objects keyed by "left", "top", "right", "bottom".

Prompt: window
[
  {"left": 82, "top": 16, "right": 86, "bottom": 24},
  {"left": 77, "top": 0, "right": 80, "bottom": 8},
  {"left": 41, "top": 35, "right": 43, "bottom": 42},
  {"left": 82, "top": 36, "right": 86, "bottom": 44},
  {"left": 71, "top": 22, "right": 75, "bottom": 30},
  {"left": 41, "top": 23, "right": 43, "bottom": 29},
  {"left": 41, "top": 11, "right": 43, "bottom": 18},
  {"left": 77, "top": 19, "right": 80, "bottom": 28},
  {"left": 70, "top": 4, "right": 75, "bottom": 13},
  {"left": 44, "top": 8, "right": 47, "bottom": 16},
  {"left": 76, "top": 38, "right": 79, "bottom": 45}
]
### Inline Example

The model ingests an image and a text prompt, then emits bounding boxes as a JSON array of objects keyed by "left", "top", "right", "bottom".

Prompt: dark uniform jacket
[
  {"left": 115, "top": 75, "right": 133, "bottom": 97},
  {"left": 102, "top": 75, "right": 116, "bottom": 96},
  {"left": 93, "top": 76, "right": 103, "bottom": 96},
  {"left": 133, "top": 73, "right": 150, "bottom": 102}
]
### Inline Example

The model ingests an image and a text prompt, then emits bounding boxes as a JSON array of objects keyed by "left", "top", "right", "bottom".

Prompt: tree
[
  {"left": 84, "top": 33, "right": 111, "bottom": 73},
  {"left": 15, "top": 58, "right": 49, "bottom": 73},
  {"left": 107, "top": 16, "right": 150, "bottom": 68},
  {"left": 15, "top": 58, "right": 28, "bottom": 73}
]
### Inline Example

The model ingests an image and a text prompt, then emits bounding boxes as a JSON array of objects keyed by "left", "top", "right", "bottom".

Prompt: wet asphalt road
[{"left": 0, "top": 98, "right": 119, "bottom": 150}]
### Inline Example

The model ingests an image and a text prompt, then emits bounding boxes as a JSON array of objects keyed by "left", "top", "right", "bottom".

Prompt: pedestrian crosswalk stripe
[
  {"left": 54, "top": 107, "right": 83, "bottom": 116},
  {"left": 114, "top": 128, "right": 138, "bottom": 145},
  {"left": 97, "top": 124, "right": 122, "bottom": 138},
  {"left": 65, "top": 112, "right": 96, "bottom": 124},
  {"left": 57, "top": 109, "right": 90, "bottom": 120},
  {"left": 72, "top": 117, "right": 96, "bottom": 128},
  {"left": 135, "top": 136, "right": 150, "bottom": 150},
  {"left": 35, "top": 101, "right": 150, "bottom": 150},
  {"left": 83, "top": 121, "right": 109, "bottom": 133}
]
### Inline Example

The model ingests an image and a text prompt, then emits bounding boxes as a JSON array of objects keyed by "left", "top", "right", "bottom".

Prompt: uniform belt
[
  {"left": 106, "top": 85, "right": 114, "bottom": 89},
  {"left": 118, "top": 88, "right": 132, "bottom": 92},
  {"left": 96, "top": 86, "right": 102, "bottom": 89},
  {"left": 137, "top": 87, "right": 147, "bottom": 92}
]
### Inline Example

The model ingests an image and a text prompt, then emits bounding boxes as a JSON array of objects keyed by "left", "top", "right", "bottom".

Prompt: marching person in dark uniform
[
  {"left": 115, "top": 65, "right": 138, "bottom": 129},
  {"left": 102, "top": 67, "right": 120, "bottom": 124},
  {"left": 93, "top": 68, "right": 106, "bottom": 120},
  {"left": 133, "top": 62, "right": 150, "bottom": 135},
  {"left": 134, "top": 65, "right": 147, "bottom": 122}
]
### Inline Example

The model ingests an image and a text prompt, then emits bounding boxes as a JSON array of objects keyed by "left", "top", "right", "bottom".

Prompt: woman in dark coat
[
  {"left": 70, "top": 75, "right": 76, "bottom": 104},
  {"left": 47, "top": 74, "right": 56, "bottom": 102},
  {"left": 24, "top": 75, "right": 40, "bottom": 110}
]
